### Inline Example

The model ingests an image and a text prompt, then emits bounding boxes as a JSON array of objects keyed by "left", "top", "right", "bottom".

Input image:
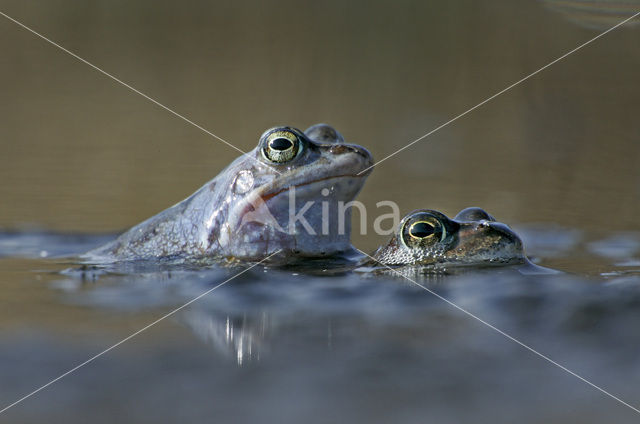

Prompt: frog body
[{"left": 86, "top": 125, "right": 373, "bottom": 262}]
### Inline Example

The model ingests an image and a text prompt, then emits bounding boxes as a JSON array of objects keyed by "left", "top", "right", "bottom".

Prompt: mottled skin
[
  {"left": 86, "top": 124, "right": 373, "bottom": 262},
  {"left": 371, "top": 207, "right": 525, "bottom": 268}
]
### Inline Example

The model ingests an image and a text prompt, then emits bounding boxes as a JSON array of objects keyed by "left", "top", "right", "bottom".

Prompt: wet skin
[
  {"left": 370, "top": 207, "right": 526, "bottom": 269},
  {"left": 86, "top": 124, "right": 373, "bottom": 262}
]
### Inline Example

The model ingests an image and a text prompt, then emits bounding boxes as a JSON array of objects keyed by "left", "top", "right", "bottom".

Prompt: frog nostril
[
  {"left": 328, "top": 144, "right": 374, "bottom": 171},
  {"left": 330, "top": 144, "right": 369, "bottom": 157},
  {"left": 329, "top": 144, "right": 350, "bottom": 154}
]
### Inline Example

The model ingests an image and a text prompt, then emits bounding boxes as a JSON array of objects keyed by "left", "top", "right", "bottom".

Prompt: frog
[
  {"left": 368, "top": 207, "right": 529, "bottom": 270},
  {"left": 84, "top": 124, "right": 373, "bottom": 263}
]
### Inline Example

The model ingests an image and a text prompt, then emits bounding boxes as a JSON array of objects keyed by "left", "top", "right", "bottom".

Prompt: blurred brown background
[{"left": 1, "top": 0, "right": 638, "bottom": 252}]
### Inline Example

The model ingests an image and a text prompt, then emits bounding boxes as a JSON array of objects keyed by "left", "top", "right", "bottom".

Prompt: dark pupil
[
  {"left": 410, "top": 222, "right": 435, "bottom": 238},
  {"left": 270, "top": 137, "right": 293, "bottom": 151}
]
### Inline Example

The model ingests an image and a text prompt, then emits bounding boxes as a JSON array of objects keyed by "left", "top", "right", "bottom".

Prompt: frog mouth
[
  {"left": 231, "top": 172, "right": 368, "bottom": 241},
  {"left": 259, "top": 173, "right": 367, "bottom": 203}
]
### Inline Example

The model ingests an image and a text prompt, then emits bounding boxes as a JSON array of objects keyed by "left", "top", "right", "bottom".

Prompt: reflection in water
[
  {"left": 182, "top": 310, "right": 271, "bottom": 365},
  {"left": 541, "top": 0, "right": 640, "bottom": 30},
  {"left": 50, "top": 253, "right": 640, "bottom": 362},
  {"left": 514, "top": 223, "right": 582, "bottom": 258},
  {"left": 3, "top": 229, "right": 640, "bottom": 422},
  {"left": 588, "top": 233, "right": 640, "bottom": 259}
]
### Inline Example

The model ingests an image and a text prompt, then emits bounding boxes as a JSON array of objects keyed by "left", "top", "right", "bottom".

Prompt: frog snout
[
  {"left": 329, "top": 144, "right": 374, "bottom": 169},
  {"left": 485, "top": 222, "right": 523, "bottom": 249}
]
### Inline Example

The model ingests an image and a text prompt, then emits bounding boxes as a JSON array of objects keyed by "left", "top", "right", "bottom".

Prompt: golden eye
[
  {"left": 401, "top": 215, "right": 445, "bottom": 249},
  {"left": 262, "top": 130, "right": 301, "bottom": 163}
]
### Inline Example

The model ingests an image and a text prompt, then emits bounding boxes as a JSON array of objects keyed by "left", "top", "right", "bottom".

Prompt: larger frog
[{"left": 86, "top": 124, "right": 373, "bottom": 262}]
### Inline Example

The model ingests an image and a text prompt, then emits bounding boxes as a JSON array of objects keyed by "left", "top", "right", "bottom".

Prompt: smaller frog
[{"left": 370, "top": 207, "right": 526, "bottom": 269}]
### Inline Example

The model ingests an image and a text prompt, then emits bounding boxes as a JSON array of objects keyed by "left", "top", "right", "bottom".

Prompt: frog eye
[
  {"left": 261, "top": 130, "right": 302, "bottom": 163},
  {"left": 409, "top": 221, "right": 437, "bottom": 239},
  {"left": 401, "top": 215, "right": 446, "bottom": 249}
]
